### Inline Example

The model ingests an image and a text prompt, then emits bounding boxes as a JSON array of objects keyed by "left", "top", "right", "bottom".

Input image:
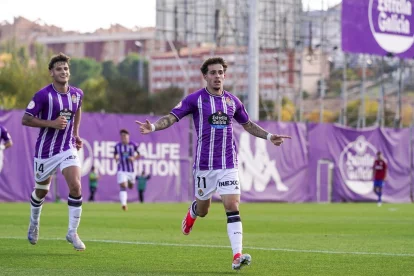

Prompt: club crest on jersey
[
  {"left": 225, "top": 97, "right": 234, "bottom": 107},
  {"left": 27, "top": 100, "right": 35, "bottom": 109},
  {"left": 198, "top": 189, "right": 204, "bottom": 196},
  {"left": 71, "top": 94, "right": 78, "bottom": 104},
  {"left": 208, "top": 111, "right": 230, "bottom": 129}
]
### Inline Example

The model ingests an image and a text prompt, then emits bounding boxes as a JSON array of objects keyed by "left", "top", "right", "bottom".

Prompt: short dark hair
[
  {"left": 48, "top": 53, "right": 70, "bottom": 70},
  {"left": 120, "top": 129, "right": 129, "bottom": 135},
  {"left": 200, "top": 57, "right": 228, "bottom": 75}
]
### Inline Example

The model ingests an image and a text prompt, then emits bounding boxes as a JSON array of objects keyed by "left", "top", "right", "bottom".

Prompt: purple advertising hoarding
[
  {"left": 0, "top": 110, "right": 412, "bottom": 203},
  {"left": 342, "top": 0, "right": 414, "bottom": 58},
  {"left": 232, "top": 122, "right": 310, "bottom": 202},
  {"left": 0, "top": 110, "right": 191, "bottom": 202},
  {"left": 308, "top": 123, "right": 412, "bottom": 203}
]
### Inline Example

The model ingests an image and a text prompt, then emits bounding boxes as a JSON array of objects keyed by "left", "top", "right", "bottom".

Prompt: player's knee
[
  {"left": 34, "top": 183, "right": 50, "bottom": 199},
  {"left": 68, "top": 182, "right": 82, "bottom": 197},
  {"left": 35, "top": 189, "right": 48, "bottom": 199},
  {"left": 223, "top": 199, "right": 240, "bottom": 212}
]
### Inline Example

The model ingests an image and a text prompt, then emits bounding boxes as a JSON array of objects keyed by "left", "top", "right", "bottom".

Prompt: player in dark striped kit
[{"left": 114, "top": 129, "right": 139, "bottom": 211}]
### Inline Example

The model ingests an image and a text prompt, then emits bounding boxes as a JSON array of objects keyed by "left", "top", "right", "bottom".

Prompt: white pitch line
[{"left": 1, "top": 237, "right": 413, "bottom": 257}]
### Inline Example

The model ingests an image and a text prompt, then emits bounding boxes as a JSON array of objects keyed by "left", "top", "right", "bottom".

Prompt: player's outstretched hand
[
  {"left": 74, "top": 136, "right": 83, "bottom": 150},
  {"left": 270, "top": 134, "right": 291, "bottom": 146},
  {"left": 136, "top": 119, "right": 153, "bottom": 134}
]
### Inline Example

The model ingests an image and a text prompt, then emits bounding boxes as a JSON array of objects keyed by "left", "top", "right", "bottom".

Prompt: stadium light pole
[
  {"left": 379, "top": 56, "right": 386, "bottom": 127},
  {"left": 247, "top": 0, "right": 259, "bottom": 121},
  {"left": 297, "top": 41, "right": 304, "bottom": 122},
  {"left": 396, "top": 58, "right": 404, "bottom": 129},
  {"left": 342, "top": 53, "right": 348, "bottom": 125},
  {"left": 361, "top": 54, "right": 367, "bottom": 128},
  {"left": 134, "top": 41, "right": 144, "bottom": 87}
]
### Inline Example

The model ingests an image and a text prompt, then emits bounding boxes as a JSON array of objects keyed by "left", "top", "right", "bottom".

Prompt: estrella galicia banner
[
  {"left": 308, "top": 123, "right": 412, "bottom": 203},
  {"left": 342, "top": 0, "right": 414, "bottom": 58}
]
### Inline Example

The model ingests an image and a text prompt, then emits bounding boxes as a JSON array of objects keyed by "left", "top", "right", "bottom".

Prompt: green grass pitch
[{"left": 0, "top": 202, "right": 413, "bottom": 275}]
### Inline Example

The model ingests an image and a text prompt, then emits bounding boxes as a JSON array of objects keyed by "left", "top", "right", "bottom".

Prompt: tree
[
  {"left": 0, "top": 44, "right": 50, "bottom": 109},
  {"left": 69, "top": 58, "right": 102, "bottom": 87},
  {"left": 117, "top": 54, "right": 149, "bottom": 90},
  {"left": 148, "top": 86, "right": 184, "bottom": 115},
  {"left": 105, "top": 75, "right": 148, "bottom": 114},
  {"left": 306, "top": 110, "right": 337, "bottom": 123},
  {"left": 79, "top": 76, "right": 108, "bottom": 112},
  {"left": 402, "top": 104, "right": 413, "bottom": 127},
  {"left": 101, "top": 60, "right": 120, "bottom": 81}
]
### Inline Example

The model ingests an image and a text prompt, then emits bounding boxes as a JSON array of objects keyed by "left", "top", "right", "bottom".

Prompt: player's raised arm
[
  {"left": 135, "top": 114, "right": 178, "bottom": 134},
  {"left": 242, "top": 120, "right": 291, "bottom": 146}
]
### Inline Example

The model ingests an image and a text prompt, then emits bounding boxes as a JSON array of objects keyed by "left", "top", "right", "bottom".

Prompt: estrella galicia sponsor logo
[
  {"left": 208, "top": 110, "right": 230, "bottom": 129},
  {"left": 218, "top": 180, "right": 239, "bottom": 187},
  {"left": 59, "top": 108, "right": 74, "bottom": 122},
  {"left": 339, "top": 136, "right": 377, "bottom": 195},
  {"left": 368, "top": 0, "right": 414, "bottom": 54}
]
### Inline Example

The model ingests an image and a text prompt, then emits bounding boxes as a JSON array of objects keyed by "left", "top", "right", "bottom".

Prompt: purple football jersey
[
  {"left": 171, "top": 88, "right": 249, "bottom": 170},
  {"left": 25, "top": 84, "right": 83, "bottom": 158},
  {"left": 0, "top": 126, "right": 11, "bottom": 143},
  {"left": 114, "top": 142, "right": 138, "bottom": 172}
]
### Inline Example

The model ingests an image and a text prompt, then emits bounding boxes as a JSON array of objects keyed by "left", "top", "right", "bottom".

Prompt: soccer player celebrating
[
  {"left": 136, "top": 57, "right": 291, "bottom": 270},
  {"left": 372, "top": 151, "right": 387, "bottom": 207},
  {"left": 0, "top": 125, "right": 13, "bottom": 150},
  {"left": 114, "top": 129, "right": 139, "bottom": 211},
  {"left": 22, "top": 53, "right": 85, "bottom": 251}
]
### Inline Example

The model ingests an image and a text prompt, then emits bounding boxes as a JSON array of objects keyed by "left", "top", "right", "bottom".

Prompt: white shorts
[
  {"left": 34, "top": 149, "right": 81, "bottom": 183},
  {"left": 117, "top": 171, "right": 135, "bottom": 184},
  {"left": 193, "top": 168, "right": 241, "bottom": 200}
]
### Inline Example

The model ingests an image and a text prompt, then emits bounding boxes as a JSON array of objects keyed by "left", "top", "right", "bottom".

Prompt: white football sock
[
  {"left": 227, "top": 211, "right": 243, "bottom": 256},
  {"left": 68, "top": 195, "right": 83, "bottom": 233},
  {"left": 120, "top": 191, "right": 127, "bottom": 206}
]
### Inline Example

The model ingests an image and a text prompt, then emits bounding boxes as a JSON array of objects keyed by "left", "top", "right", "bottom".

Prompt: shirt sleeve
[
  {"left": 233, "top": 95, "right": 250, "bottom": 124},
  {"left": 170, "top": 95, "right": 194, "bottom": 121},
  {"left": 78, "top": 89, "right": 83, "bottom": 108},
  {"left": 25, "top": 92, "right": 44, "bottom": 117},
  {"left": 0, "top": 127, "right": 10, "bottom": 142}
]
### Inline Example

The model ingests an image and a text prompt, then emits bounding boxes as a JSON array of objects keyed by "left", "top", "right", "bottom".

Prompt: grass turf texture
[{"left": 0, "top": 202, "right": 413, "bottom": 275}]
